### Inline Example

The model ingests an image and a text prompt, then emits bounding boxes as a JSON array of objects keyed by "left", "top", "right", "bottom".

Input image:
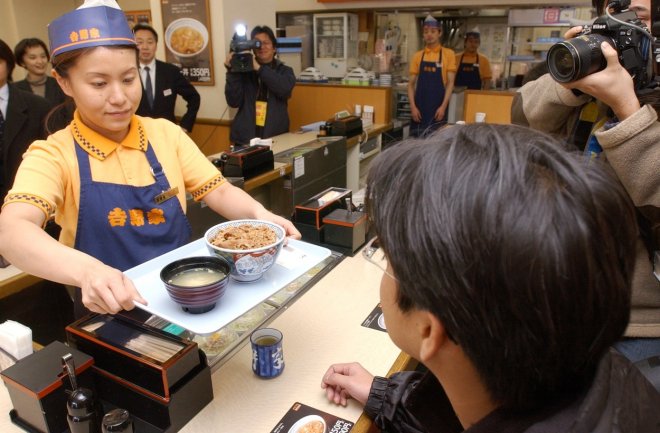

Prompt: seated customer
[{"left": 321, "top": 124, "right": 660, "bottom": 432}]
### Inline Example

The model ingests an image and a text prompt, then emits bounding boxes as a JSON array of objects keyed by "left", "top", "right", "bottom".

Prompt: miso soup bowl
[
  {"left": 205, "top": 220, "right": 286, "bottom": 283},
  {"left": 160, "top": 256, "right": 231, "bottom": 314}
]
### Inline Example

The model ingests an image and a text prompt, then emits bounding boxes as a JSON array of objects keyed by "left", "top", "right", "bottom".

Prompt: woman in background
[{"left": 13, "top": 37, "right": 72, "bottom": 132}]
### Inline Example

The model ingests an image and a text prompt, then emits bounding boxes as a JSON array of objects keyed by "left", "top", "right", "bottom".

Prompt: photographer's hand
[
  {"left": 563, "top": 42, "right": 640, "bottom": 121},
  {"left": 252, "top": 56, "right": 261, "bottom": 72},
  {"left": 224, "top": 52, "right": 233, "bottom": 69}
]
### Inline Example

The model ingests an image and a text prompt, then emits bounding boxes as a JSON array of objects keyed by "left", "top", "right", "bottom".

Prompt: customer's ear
[{"left": 418, "top": 312, "right": 449, "bottom": 363}]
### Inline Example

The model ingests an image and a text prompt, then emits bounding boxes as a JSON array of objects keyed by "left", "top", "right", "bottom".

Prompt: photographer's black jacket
[{"left": 225, "top": 59, "right": 296, "bottom": 145}]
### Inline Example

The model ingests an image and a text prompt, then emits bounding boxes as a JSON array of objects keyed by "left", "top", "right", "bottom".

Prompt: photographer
[
  {"left": 224, "top": 25, "right": 295, "bottom": 146},
  {"left": 511, "top": 0, "right": 660, "bottom": 362}
]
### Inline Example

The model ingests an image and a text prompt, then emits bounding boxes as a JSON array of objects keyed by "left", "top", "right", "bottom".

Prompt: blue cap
[
  {"left": 423, "top": 14, "right": 439, "bottom": 28},
  {"left": 48, "top": 4, "right": 135, "bottom": 57}
]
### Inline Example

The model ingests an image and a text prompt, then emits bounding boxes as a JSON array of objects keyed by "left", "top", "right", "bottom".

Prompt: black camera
[
  {"left": 547, "top": 0, "right": 653, "bottom": 89},
  {"left": 229, "top": 31, "right": 261, "bottom": 73}
]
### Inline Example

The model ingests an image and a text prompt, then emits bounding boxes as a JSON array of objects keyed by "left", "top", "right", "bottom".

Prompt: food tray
[{"left": 124, "top": 238, "right": 331, "bottom": 335}]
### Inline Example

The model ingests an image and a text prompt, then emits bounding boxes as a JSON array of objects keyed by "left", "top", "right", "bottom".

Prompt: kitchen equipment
[
  {"left": 213, "top": 145, "right": 274, "bottom": 179},
  {"left": 298, "top": 67, "right": 328, "bottom": 82},
  {"left": 342, "top": 67, "right": 372, "bottom": 86}
]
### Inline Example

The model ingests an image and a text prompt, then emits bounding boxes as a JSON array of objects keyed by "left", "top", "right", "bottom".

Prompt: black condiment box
[
  {"left": 219, "top": 145, "right": 274, "bottom": 179},
  {"left": 1, "top": 341, "right": 95, "bottom": 433},
  {"left": 65, "top": 314, "right": 201, "bottom": 403},
  {"left": 322, "top": 209, "right": 368, "bottom": 253},
  {"left": 294, "top": 187, "right": 352, "bottom": 229},
  {"left": 65, "top": 314, "right": 213, "bottom": 432}
]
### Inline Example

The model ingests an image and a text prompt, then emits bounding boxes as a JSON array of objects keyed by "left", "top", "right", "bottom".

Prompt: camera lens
[{"left": 547, "top": 34, "right": 613, "bottom": 83}]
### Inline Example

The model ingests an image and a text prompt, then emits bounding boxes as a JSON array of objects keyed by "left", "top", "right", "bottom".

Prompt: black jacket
[
  {"left": 225, "top": 58, "right": 295, "bottom": 145},
  {"left": 364, "top": 350, "right": 660, "bottom": 433},
  {"left": 136, "top": 60, "right": 200, "bottom": 132},
  {"left": 14, "top": 76, "right": 73, "bottom": 133},
  {"left": 1, "top": 85, "right": 50, "bottom": 200}
]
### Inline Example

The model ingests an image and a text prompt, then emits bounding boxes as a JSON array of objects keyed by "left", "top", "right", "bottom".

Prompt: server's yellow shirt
[
  {"left": 3, "top": 112, "right": 225, "bottom": 248},
  {"left": 409, "top": 45, "right": 458, "bottom": 86},
  {"left": 454, "top": 51, "right": 493, "bottom": 81}
]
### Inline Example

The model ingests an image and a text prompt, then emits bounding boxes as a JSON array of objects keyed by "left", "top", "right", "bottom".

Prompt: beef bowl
[
  {"left": 205, "top": 220, "right": 286, "bottom": 282},
  {"left": 160, "top": 256, "right": 231, "bottom": 314}
]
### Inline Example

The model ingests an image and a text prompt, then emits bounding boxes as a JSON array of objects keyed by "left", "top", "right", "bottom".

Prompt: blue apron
[
  {"left": 73, "top": 140, "right": 192, "bottom": 272},
  {"left": 411, "top": 50, "right": 447, "bottom": 137},
  {"left": 455, "top": 53, "right": 482, "bottom": 90}
]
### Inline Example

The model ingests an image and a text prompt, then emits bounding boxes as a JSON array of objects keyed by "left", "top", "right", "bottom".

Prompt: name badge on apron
[{"left": 256, "top": 100, "right": 267, "bottom": 127}]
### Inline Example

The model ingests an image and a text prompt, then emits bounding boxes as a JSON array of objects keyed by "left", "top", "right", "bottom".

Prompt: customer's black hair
[
  {"left": 0, "top": 39, "right": 16, "bottom": 82},
  {"left": 251, "top": 25, "right": 277, "bottom": 48},
  {"left": 132, "top": 23, "right": 159, "bottom": 42},
  {"left": 14, "top": 38, "right": 50, "bottom": 67},
  {"left": 366, "top": 123, "right": 636, "bottom": 410}
]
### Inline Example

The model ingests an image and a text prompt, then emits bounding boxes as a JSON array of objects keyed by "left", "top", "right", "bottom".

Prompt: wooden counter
[
  {"left": 0, "top": 265, "right": 41, "bottom": 301},
  {"left": 0, "top": 248, "right": 414, "bottom": 433}
]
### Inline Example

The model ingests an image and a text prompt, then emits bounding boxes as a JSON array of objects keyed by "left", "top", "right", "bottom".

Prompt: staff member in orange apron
[
  {"left": 0, "top": 0, "right": 300, "bottom": 317},
  {"left": 408, "top": 15, "right": 457, "bottom": 137},
  {"left": 454, "top": 32, "right": 493, "bottom": 90}
]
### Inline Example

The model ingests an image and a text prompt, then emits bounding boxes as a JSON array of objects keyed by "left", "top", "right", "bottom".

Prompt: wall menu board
[{"left": 160, "top": 0, "right": 214, "bottom": 86}]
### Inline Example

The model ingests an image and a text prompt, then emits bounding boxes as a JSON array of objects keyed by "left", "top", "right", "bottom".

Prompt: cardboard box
[{"left": 1, "top": 341, "right": 95, "bottom": 433}]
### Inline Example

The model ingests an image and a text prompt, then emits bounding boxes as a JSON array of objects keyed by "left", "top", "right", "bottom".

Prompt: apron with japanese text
[
  {"left": 73, "top": 140, "right": 192, "bottom": 271},
  {"left": 411, "top": 50, "right": 447, "bottom": 137},
  {"left": 455, "top": 53, "right": 482, "bottom": 90}
]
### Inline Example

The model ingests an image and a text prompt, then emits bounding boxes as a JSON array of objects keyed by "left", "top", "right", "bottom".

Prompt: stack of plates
[{"left": 379, "top": 73, "right": 392, "bottom": 86}]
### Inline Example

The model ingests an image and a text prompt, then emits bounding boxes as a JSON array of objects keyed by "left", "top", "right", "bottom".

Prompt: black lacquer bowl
[{"left": 160, "top": 256, "right": 231, "bottom": 314}]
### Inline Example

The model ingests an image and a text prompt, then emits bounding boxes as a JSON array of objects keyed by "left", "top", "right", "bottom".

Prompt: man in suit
[{"left": 133, "top": 23, "right": 200, "bottom": 132}]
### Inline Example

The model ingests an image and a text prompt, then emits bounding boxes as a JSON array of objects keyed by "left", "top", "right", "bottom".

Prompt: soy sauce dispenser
[{"left": 62, "top": 353, "right": 100, "bottom": 433}]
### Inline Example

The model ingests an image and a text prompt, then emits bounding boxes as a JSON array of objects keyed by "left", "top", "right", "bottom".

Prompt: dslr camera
[
  {"left": 547, "top": 0, "right": 653, "bottom": 89},
  {"left": 230, "top": 24, "right": 261, "bottom": 73}
]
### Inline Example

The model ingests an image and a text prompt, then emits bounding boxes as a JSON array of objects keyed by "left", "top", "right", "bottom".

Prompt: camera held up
[
  {"left": 230, "top": 24, "right": 261, "bottom": 73},
  {"left": 547, "top": 0, "right": 653, "bottom": 90}
]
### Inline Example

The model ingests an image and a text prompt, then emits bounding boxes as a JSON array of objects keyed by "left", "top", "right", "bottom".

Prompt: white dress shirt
[{"left": 0, "top": 83, "right": 8, "bottom": 120}]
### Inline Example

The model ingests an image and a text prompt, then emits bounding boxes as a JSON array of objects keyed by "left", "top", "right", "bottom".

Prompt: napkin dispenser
[
  {"left": 65, "top": 314, "right": 213, "bottom": 432},
  {"left": 213, "top": 145, "right": 274, "bottom": 179},
  {"left": 327, "top": 115, "right": 363, "bottom": 139},
  {"left": 1, "top": 341, "right": 95, "bottom": 433}
]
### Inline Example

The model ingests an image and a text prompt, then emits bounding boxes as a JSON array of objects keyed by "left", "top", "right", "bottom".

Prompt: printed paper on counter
[{"left": 270, "top": 402, "right": 354, "bottom": 433}]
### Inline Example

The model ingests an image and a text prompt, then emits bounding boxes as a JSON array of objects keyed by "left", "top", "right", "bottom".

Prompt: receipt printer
[
  {"left": 327, "top": 115, "right": 363, "bottom": 139},
  {"left": 213, "top": 145, "right": 274, "bottom": 179}
]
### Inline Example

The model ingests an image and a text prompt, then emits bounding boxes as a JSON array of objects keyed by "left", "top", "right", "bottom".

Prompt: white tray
[{"left": 124, "top": 238, "right": 331, "bottom": 335}]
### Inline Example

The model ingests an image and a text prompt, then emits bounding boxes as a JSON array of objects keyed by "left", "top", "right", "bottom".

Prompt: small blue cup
[{"left": 250, "top": 328, "right": 285, "bottom": 378}]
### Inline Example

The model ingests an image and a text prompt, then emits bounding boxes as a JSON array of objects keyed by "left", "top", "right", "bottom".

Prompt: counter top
[{"left": 0, "top": 247, "right": 412, "bottom": 433}]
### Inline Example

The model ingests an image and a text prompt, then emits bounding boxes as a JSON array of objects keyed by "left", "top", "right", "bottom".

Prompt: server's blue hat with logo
[
  {"left": 423, "top": 14, "right": 439, "bottom": 29},
  {"left": 48, "top": 0, "right": 136, "bottom": 57}
]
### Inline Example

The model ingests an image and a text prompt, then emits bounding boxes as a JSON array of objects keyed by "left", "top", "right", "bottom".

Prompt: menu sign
[
  {"left": 270, "top": 402, "right": 353, "bottom": 433},
  {"left": 160, "top": 0, "right": 214, "bottom": 85},
  {"left": 361, "top": 304, "right": 386, "bottom": 333}
]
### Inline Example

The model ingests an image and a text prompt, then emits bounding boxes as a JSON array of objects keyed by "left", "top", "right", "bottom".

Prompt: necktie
[
  {"left": 144, "top": 66, "right": 154, "bottom": 108},
  {"left": 0, "top": 108, "right": 5, "bottom": 144}
]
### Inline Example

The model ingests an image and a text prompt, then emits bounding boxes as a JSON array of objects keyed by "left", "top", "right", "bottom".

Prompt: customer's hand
[
  {"left": 563, "top": 42, "right": 640, "bottom": 120},
  {"left": 321, "top": 362, "right": 374, "bottom": 406}
]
